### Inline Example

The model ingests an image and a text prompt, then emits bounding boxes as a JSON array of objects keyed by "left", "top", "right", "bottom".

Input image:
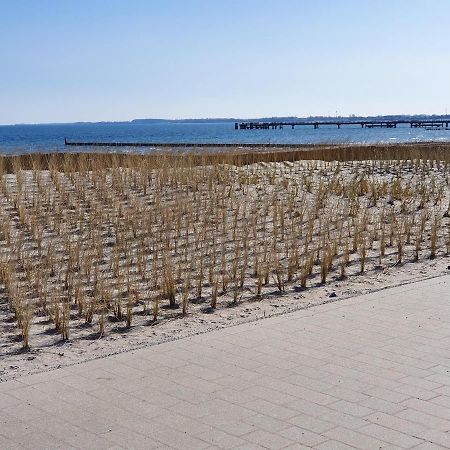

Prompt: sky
[{"left": 1, "top": 0, "right": 449, "bottom": 124}]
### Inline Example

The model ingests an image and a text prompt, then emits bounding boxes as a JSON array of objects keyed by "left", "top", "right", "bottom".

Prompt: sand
[
  {"left": 1, "top": 157, "right": 450, "bottom": 381},
  {"left": 1, "top": 256, "right": 449, "bottom": 382}
]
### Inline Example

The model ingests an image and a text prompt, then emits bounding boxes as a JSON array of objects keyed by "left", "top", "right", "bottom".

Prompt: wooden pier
[{"left": 235, "top": 119, "right": 450, "bottom": 130}]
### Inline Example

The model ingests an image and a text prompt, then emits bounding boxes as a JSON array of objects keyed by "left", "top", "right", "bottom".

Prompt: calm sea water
[{"left": 1, "top": 121, "right": 450, "bottom": 154}]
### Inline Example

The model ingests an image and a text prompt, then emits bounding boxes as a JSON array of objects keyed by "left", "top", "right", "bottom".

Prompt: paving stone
[
  {"left": 242, "top": 429, "right": 294, "bottom": 449},
  {"left": 288, "top": 413, "right": 337, "bottom": 434},
  {"left": 325, "top": 399, "right": 375, "bottom": 418},
  {"left": 323, "top": 426, "right": 389, "bottom": 449},
  {"left": 100, "top": 425, "right": 162, "bottom": 449},
  {"left": 358, "top": 396, "right": 407, "bottom": 415},
  {"left": 416, "top": 430, "right": 450, "bottom": 448},
  {"left": 242, "top": 413, "right": 292, "bottom": 432},
  {"left": 196, "top": 429, "right": 246, "bottom": 449},
  {"left": 357, "top": 423, "right": 423, "bottom": 448},
  {"left": 278, "top": 425, "right": 328, "bottom": 446},
  {"left": 412, "top": 442, "right": 448, "bottom": 449},
  {"left": 314, "top": 441, "right": 358, "bottom": 450},
  {"left": 364, "top": 411, "right": 427, "bottom": 435},
  {"left": 395, "top": 408, "right": 450, "bottom": 432}
]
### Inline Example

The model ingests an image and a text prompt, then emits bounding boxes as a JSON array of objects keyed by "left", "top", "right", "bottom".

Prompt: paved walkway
[{"left": 1, "top": 276, "right": 450, "bottom": 449}]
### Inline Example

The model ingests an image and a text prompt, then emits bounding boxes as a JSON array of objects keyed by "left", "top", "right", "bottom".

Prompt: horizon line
[{"left": 3, "top": 113, "right": 450, "bottom": 127}]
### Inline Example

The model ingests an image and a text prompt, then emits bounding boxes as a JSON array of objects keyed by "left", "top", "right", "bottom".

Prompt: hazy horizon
[
  {"left": 4, "top": 112, "right": 450, "bottom": 128},
  {"left": 1, "top": 0, "right": 449, "bottom": 125}
]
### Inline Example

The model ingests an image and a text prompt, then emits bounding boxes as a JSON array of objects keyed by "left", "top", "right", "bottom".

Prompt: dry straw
[{"left": 1, "top": 144, "right": 450, "bottom": 348}]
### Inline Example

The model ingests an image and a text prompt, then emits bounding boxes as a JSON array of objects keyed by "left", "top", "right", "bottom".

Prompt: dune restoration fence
[
  {"left": 1, "top": 143, "right": 450, "bottom": 350},
  {"left": 1, "top": 142, "right": 450, "bottom": 173}
]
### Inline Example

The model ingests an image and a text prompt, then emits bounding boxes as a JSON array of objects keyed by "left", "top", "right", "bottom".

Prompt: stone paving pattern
[{"left": 1, "top": 275, "right": 450, "bottom": 449}]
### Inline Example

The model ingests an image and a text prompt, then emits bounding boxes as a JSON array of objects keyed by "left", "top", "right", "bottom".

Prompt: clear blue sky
[{"left": 1, "top": 0, "right": 449, "bottom": 124}]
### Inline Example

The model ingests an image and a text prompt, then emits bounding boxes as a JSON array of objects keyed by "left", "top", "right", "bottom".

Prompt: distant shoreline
[{"left": 3, "top": 114, "right": 450, "bottom": 127}]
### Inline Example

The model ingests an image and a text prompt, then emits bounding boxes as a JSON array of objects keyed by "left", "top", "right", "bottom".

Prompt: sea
[{"left": 1, "top": 121, "right": 450, "bottom": 154}]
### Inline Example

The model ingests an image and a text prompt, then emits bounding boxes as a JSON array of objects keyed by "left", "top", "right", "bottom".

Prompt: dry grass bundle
[{"left": 1, "top": 146, "right": 450, "bottom": 350}]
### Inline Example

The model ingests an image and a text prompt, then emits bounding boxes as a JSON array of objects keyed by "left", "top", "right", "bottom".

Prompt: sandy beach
[{"left": 2, "top": 147, "right": 450, "bottom": 381}]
